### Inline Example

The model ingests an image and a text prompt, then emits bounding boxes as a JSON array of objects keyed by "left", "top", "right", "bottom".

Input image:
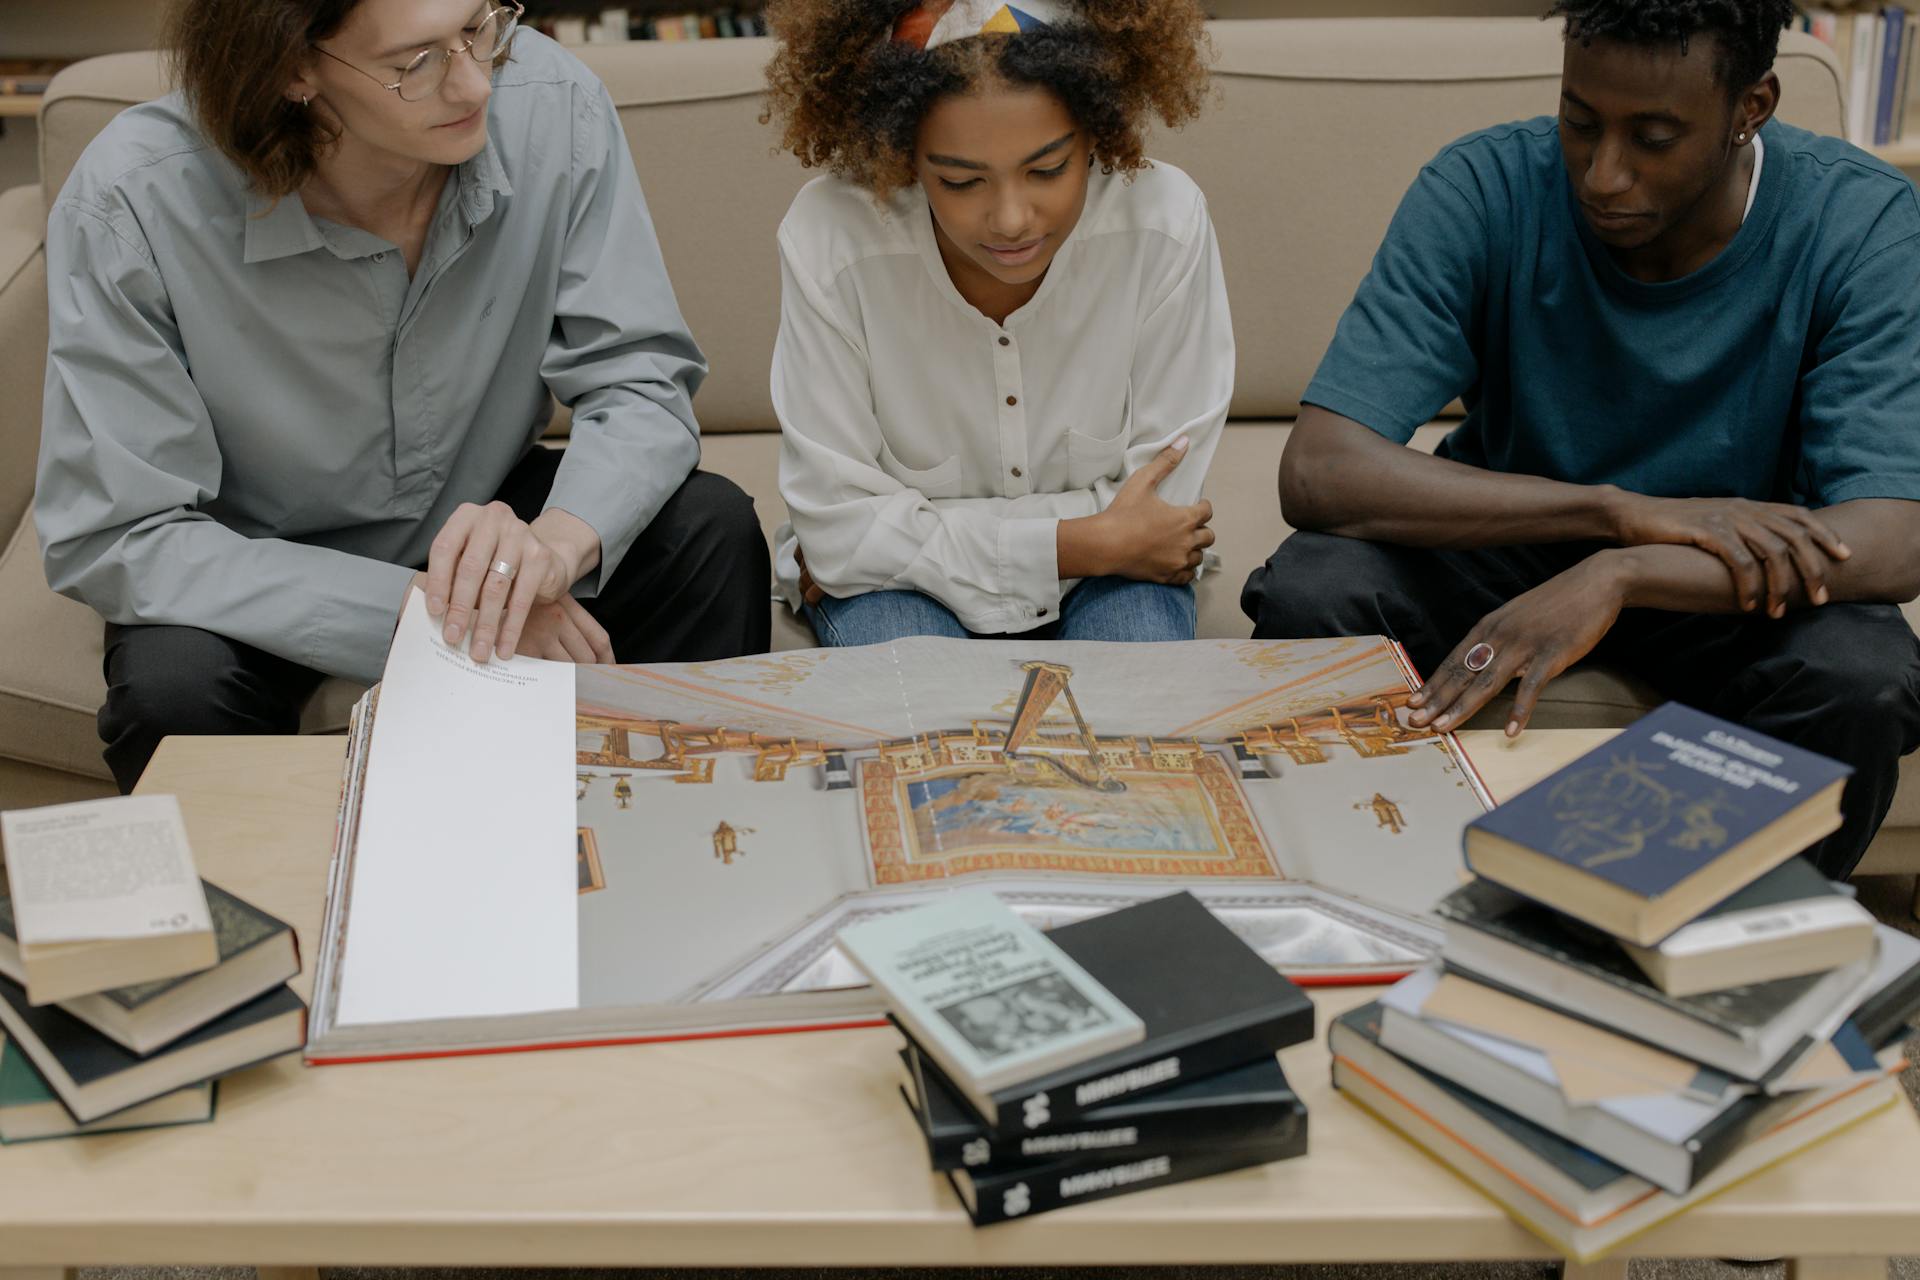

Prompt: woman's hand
[
  {"left": 425, "top": 501, "right": 595, "bottom": 663},
  {"left": 1062, "top": 439, "right": 1215, "bottom": 584}
]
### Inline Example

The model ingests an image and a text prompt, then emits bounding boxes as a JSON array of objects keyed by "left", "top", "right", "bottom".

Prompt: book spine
[
  {"left": 932, "top": 1097, "right": 1302, "bottom": 1171},
  {"left": 1896, "top": 17, "right": 1917, "bottom": 140},
  {"left": 1852, "top": 15, "right": 1878, "bottom": 142},
  {"left": 952, "top": 1127, "right": 1306, "bottom": 1225},
  {"left": 1878, "top": 8, "right": 1905, "bottom": 144},
  {"left": 1849, "top": 955, "right": 1920, "bottom": 1047},
  {"left": 996, "top": 1005, "right": 1313, "bottom": 1132},
  {"left": 1684, "top": 1088, "right": 1811, "bottom": 1191}
]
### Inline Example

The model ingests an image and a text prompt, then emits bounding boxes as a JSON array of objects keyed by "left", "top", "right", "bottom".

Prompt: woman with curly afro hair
[{"left": 761, "top": 0, "right": 1231, "bottom": 647}]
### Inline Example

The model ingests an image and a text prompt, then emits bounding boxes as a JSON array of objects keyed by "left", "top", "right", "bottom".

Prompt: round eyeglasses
[{"left": 314, "top": 4, "right": 522, "bottom": 103}]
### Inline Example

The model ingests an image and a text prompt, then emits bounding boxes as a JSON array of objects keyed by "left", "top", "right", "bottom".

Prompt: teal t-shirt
[{"left": 1304, "top": 117, "right": 1920, "bottom": 506}]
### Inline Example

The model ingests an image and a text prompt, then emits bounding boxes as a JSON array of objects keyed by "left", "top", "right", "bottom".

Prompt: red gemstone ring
[{"left": 1463, "top": 642, "right": 1495, "bottom": 673}]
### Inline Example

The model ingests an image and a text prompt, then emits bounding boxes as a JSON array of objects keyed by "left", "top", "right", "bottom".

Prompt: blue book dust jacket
[{"left": 1466, "top": 703, "right": 1851, "bottom": 901}]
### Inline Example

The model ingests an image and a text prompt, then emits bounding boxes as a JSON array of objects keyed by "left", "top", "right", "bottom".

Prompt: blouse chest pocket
[
  {"left": 875, "top": 439, "right": 964, "bottom": 500},
  {"left": 1064, "top": 383, "right": 1134, "bottom": 489}
]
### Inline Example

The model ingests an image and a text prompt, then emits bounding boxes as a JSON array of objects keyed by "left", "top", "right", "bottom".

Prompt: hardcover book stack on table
[
  {"left": 0, "top": 796, "right": 307, "bottom": 1144},
  {"left": 1328, "top": 703, "right": 1920, "bottom": 1262},
  {"left": 840, "top": 889, "right": 1315, "bottom": 1225}
]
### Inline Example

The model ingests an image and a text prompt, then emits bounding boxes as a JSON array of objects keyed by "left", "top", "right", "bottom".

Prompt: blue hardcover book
[
  {"left": 1878, "top": 7, "right": 1906, "bottom": 145},
  {"left": 1463, "top": 703, "right": 1849, "bottom": 946}
]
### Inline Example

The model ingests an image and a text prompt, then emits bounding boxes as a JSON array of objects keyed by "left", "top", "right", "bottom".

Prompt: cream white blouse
[{"left": 771, "top": 160, "right": 1233, "bottom": 633}]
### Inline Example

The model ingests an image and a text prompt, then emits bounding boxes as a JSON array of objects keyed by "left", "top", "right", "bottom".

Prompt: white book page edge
[{"left": 332, "top": 590, "right": 577, "bottom": 1026}]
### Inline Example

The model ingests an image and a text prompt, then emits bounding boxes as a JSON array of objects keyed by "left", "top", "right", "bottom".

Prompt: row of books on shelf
[
  {"left": 0, "top": 61, "right": 70, "bottom": 99},
  {"left": 527, "top": 7, "right": 766, "bottom": 44},
  {"left": 1332, "top": 703, "right": 1920, "bottom": 1260},
  {"left": 1798, "top": 5, "right": 1919, "bottom": 145},
  {"left": 0, "top": 796, "right": 306, "bottom": 1144}
]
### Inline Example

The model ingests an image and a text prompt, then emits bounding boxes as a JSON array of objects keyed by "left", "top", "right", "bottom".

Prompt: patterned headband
[{"left": 892, "top": 0, "right": 1071, "bottom": 52}]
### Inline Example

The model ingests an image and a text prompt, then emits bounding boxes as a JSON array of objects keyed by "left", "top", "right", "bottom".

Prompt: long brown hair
[{"left": 164, "top": 0, "right": 361, "bottom": 197}]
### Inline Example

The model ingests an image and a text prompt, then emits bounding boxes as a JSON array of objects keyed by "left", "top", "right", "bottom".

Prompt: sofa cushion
[{"left": 0, "top": 509, "right": 364, "bottom": 781}]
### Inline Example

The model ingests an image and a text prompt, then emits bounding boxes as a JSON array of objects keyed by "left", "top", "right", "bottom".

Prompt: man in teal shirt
[{"left": 1244, "top": 0, "right": 1920, "bottom": 878}]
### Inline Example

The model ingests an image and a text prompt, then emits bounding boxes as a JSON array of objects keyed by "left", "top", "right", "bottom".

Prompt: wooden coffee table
[{"left": 0, "top": 730, "right": 1913, "bottom": 1280}]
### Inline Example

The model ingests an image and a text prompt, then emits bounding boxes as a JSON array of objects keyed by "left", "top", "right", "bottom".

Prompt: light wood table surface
[{"left": 0, "top": 729, "right": 1914, "bottom": 1280}]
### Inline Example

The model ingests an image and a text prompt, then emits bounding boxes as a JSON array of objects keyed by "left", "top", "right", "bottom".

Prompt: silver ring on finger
[
  {"left": 1464, "top": 641, "right": 1495, "bottom": 673},
  {"left": 491, "top": 559, "right": 517, "bottom": 583}
]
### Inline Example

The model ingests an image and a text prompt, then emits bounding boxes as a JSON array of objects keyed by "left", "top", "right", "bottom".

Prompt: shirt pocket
[
  {"left": 1064, "top": 382, "right": 1134, "bottom": 491},
  {"left": 875, "top": 439, "right": 964, "bottom": 500}
]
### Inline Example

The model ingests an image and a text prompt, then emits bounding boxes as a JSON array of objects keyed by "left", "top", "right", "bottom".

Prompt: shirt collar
[
  {"left": 241, "top": 190, "right": 328, "bottom": 264},
  {"left": 240, "top": 132, "right": 513, "bottom": 265}
]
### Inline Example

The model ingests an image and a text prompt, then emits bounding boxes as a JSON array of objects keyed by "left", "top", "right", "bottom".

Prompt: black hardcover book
[
  {"left": 901, "top": 1043, "right": 1302, "bottom": 1171},
  {"left": 899, "top": 893, "right": 1313, "bottom": 1133},
  {"left": 1330, "top": 1002, "right": 1633, "bottom": 1195},
  {"left": 0, "top": 976, "right": 306, "bottom": 1123},
  {"left": 1437, "top": 879, "right": 1844, "bottom": 1036},
  {"left": 949, "top": 1118, "right": 1307, "bottom": 1225},
  {"left": 0, "top": 878, "right": 300, "bottom": 1054},
  {"left": 1847, "top": 932, "right": 1920, "bottom": 1049}
]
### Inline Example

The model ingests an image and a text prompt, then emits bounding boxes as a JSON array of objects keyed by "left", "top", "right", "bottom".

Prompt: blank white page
[{"left": 333, "top": 591, "right": 577, "bottom": 1027}]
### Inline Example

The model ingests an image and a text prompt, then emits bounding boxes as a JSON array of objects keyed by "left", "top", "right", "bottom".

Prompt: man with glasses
[{"left": 39, "top": 0, "right": 771, "bottom": 791}]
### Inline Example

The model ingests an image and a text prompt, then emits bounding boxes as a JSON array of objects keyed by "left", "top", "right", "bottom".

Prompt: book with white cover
[
  {"left": 1, "top": 796, "right": 215, "bottom": 1003},
  {"left": 839, "top": 889, "right": 1143, "bottom": 1110}
]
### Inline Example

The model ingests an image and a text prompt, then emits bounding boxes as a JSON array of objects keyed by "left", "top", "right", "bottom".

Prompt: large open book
[{"left": 309, "top": 594, "right": 1492, "bottom": 1063}]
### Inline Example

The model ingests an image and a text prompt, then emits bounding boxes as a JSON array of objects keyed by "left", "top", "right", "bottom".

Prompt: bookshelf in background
[
  {"left": 520, "top": 3, "right": 766, "bottom": 43},
  {"left": 0, "top": 62, "right": 70, "bottom": 123},
  {"left": 1795, "top": 4, "right": 1920, "bottom": 168}
]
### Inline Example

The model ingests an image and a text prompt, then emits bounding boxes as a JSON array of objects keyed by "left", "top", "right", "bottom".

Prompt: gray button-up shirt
[{"left": 38, "top": 32, "right": 703, "bottom": 684}]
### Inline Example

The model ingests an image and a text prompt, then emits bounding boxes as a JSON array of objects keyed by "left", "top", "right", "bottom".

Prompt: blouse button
[
  {"left": 1010, "top": 466, "right": 1023, "bottom": 478},
  {"left": 998, "top": 336, "right": 1011, "bottom": 347},
  {"left": 1006, "top": 395, "right": 1018, "bottom": 406},
  {"left": 1037, "top": 608, "right": 1049, "bottom": 618}
]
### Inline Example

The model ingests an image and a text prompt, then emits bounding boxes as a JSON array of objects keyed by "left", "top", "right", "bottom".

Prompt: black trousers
[
  {"left": 1242, "top": 530, "right": 1920, "bottom": 880},
  {"left": 98, "top": 451, "right": 772, "bottom": 792}
]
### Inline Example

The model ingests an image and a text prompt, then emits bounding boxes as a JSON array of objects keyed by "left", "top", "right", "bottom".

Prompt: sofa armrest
[{"left": 0, "top": 184, "right": 46, "bottom": 542}]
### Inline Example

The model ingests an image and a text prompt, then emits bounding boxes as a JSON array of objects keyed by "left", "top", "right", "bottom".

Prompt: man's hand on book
[
  {"left": 1407, "top": 554, "right": 1629, "bottom": 738},
  {"left": 1606, "top": 491, "right": 1850, "bottom": 618},
  {"left": 423, "top": 501, "right": 596, "bottom": 663}
]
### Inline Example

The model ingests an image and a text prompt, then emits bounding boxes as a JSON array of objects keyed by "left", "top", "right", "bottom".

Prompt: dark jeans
[
  {"left": 1242, "top": 530, "right": 1920, "bottom": 880},
  {"left": 98, "top": 450, "right": 771, "bottom": 792}
]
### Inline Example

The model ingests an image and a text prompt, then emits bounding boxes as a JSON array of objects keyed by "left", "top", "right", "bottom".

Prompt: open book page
[
  {"left": 571, "top": 636, "right": 1484, "bottom": 1006},
  {"left": 331, "top": 590, "right": 576, "bottom": 1027},
  {"left": 320, "top": 625, "right": 1491, "bottom": 1056},
  {"left": 1, "top": 796, "right": 210, "bottom": 945}
]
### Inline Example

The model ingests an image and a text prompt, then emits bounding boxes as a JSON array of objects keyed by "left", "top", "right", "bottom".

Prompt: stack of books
[
  {"left": 842, "top": 890, "right": 1314, "bottom": 1224},
  {"left": 0, "top": 796, "right": 307, "bottom": 1143},
  {"left": 1330, "top": 704, "right": 1920, "bottom": 1261},
  {"left": 1798, "top": 4, "right": 1919, "bottom": 145}
]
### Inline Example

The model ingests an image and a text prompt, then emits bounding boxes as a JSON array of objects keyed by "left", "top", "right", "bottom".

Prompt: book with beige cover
[{"left": 0, "top": 796, "right": 216, "bottom": 1003}]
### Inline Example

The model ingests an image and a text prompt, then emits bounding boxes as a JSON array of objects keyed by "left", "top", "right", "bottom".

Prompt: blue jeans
[{"left": 805, "top": 576, "right": 1196, "bottom": 647}]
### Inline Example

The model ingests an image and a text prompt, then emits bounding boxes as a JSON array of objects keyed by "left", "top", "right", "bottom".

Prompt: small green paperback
[{"left": 838, "top": 888, "right": 1145, "bottom": 1119}]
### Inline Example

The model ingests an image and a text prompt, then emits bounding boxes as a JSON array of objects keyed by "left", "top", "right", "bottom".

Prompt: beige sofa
[{"left": 2, "top": 18, "right": 1917, "bottom": 890}]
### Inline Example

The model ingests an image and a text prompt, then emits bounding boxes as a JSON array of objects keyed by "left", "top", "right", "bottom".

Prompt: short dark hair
[
  {"left": 165, "top": 0, "right": 360, "bottom": 198},
  {"left": 762, "top": 0, "right": 1211, "bottom": 197},
  {"left": 1547, "top": 0, "right": 1796, "bottom": 93}
]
